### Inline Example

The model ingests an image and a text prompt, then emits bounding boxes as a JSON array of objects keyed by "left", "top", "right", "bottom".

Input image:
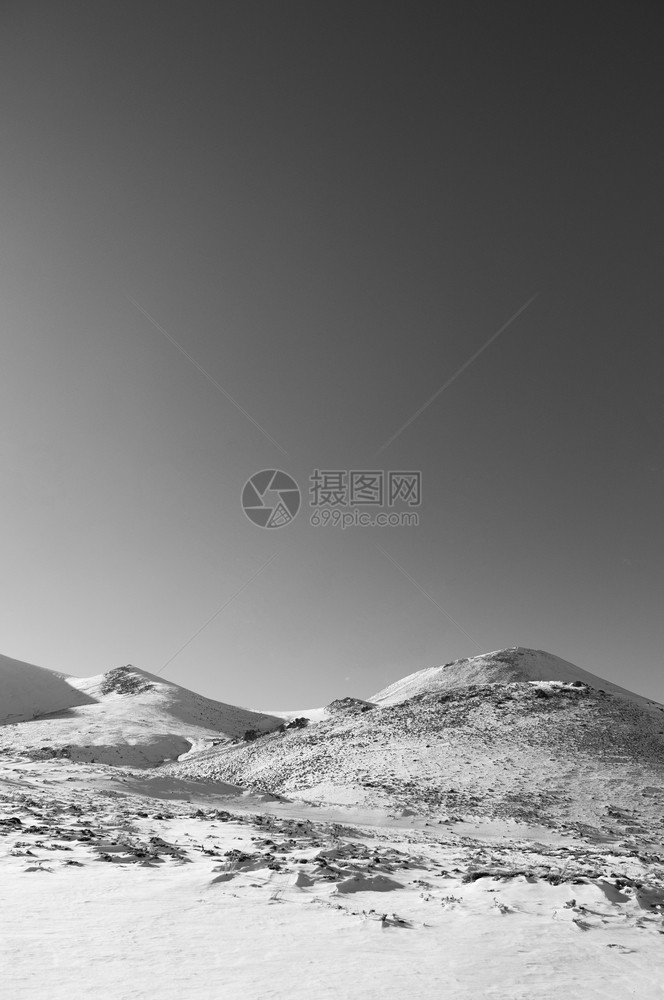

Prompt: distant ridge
[
  {"left": 0, "top": 658, "right": 282, "bottom": 764},
  {"left": 67, "top": 663, "right": 283, "bottom": 735},
  {"left": 370, "top": 647, "right": 655, "bottom": 707}
]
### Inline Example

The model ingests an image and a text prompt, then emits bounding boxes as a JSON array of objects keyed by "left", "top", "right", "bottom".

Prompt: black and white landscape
[
  {"left": 2, "top": 647, "right": 664, "bottom": 998},
  {"left": 2, "top": 4, "right": 663, "bottom": 997}
]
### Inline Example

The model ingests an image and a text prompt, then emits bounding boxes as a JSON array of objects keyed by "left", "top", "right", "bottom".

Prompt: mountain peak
[
  {"left": 371, "top": 647, "right": 652, "bottom": 706},
  {"left": 98, "top": 665, "right": 156, "bottom": 696}
]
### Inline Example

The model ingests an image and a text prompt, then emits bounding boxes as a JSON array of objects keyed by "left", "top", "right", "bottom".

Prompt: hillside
[
  {"left": 2, "top": 646, "right": 664, "bottom": 999},
  {"left": 0, "top": 653, "right": 95, "bottom": 724},
  {"left": 3, "top": 647, "right": 664, "bottom": 838},
  {"left": 0, "top": 662, "right": 282, "bottom": 767},
  {"left": 371, "top": 647, "right": 655, "bottom": 706},
  {"left": 167, "top": 660, "right": 664, "bottom": 841}
]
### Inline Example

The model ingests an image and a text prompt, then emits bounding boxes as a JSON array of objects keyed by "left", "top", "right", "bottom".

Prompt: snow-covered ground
[
  {"left": 170, "top": 670, "right": 664, "bottom": 835},
  {"left": 2, "top": 648, "right": 664, "bottom": 998},
  {"left": 258, "top": 706, "right": 329, "bottom": 724},
  {"left": 2, "top": 757, "right": 664, "bottom": 999}
]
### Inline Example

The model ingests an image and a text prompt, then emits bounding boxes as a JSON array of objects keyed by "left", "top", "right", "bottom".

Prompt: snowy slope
[
  {"left": 371, "top": 647, "right": 654, "bottom": 706},
  {"left": 0, "top": 652, "right": 95, "bottom": 724},
  {"left": 67, "top": 664, "right": 283, "bottom": 734},
  {"left": 3, "top": 757, "right": 664, "bottom": 1000},
  {"left": 171, "top": 656, "right": 664, "bottom": 834},
  {"left": 0, "top": 661, "right": 282, "bottom": 767},
  {"left": 252, "top": 706, "right": 328, "bottom": 724},
  {"left": 2, "top": 647, "right": 664, "bottom": 998}
]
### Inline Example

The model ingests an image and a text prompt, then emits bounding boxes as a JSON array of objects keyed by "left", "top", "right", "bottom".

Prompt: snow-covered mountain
[
  {"left": 3, "top": 647, "right": 664, "bottom": 825},
  {"left": 2, "top": 646, "right": 664, "bottom": 998},
  {"left": 370, "top": 647, "right": 654, "bottom": 706},
  {"left": 0, "top": 659, "right": 282, "bottom": 766},
  {"left": 166, "top": 648, "right": 664, "bottom": 835}
]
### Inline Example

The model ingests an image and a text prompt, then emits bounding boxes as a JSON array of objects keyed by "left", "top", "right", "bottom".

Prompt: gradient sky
[{"left": 1, "top": 3, "right": 663, "bottom": 707}]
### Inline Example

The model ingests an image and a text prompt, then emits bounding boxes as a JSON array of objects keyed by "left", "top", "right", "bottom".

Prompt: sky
[{"left": 1, "top": 3, "right": 663, "bottom": 708}]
